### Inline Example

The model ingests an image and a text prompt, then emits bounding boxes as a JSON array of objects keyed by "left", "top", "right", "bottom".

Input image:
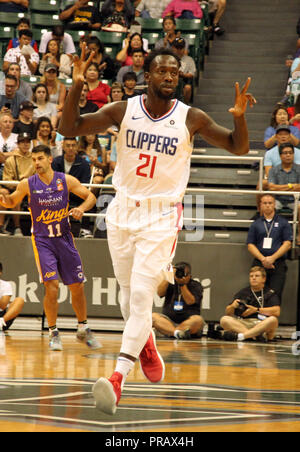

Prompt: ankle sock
[{"left": 115, "top": 357, "right": 135, "bottom": 389}]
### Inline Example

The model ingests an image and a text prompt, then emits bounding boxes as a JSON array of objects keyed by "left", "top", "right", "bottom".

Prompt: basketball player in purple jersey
[
  {"left": 59, "top": 45, "right": 256, "bottom": 414},
  {"left": 0, "top": 145, "right": 101, "bottom": 351}
]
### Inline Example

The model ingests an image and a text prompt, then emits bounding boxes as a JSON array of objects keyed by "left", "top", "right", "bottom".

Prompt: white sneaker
[
  {"left": 79, "top": 229, "right": 93, "bottom": 238},
  {"left": 0, "top": 317, "right": 6, "bottom": 330},
  {"left": 49, "top": 330, "right": 63, "bottom": 351},
  {"left": 14, "top": 228, "right": 23, "bottom": 237}
]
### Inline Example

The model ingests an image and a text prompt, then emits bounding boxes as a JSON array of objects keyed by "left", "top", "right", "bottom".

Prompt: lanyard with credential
[
  {"left": 263, "top": 219, "right": 275, "bottom": 238},
  {"left": 251, "top": 289, "right": 264, "bottom": 308}
]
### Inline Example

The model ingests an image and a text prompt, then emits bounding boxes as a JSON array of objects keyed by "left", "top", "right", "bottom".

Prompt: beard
[{"left": 152, "top": 84, "right": 176, "bottom": 100}]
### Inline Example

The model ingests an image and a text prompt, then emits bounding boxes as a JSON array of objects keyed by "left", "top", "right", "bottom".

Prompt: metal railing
[{"left": 0, "top": 153, "right": 299, "bottom": 247}]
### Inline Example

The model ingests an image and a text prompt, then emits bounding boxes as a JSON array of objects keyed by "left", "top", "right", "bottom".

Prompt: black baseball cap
[
  {"left": 20, "top": 101, "right": 37, "bottom": 111},
  {"left": 17, "top": 132, "right": 32, "bottom": 142},
  {"left": 276, "top": 124, "right": 291, "bottom": 133}
]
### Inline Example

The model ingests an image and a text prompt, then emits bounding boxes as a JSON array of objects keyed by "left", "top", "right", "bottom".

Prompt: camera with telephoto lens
[
  {"left": 234, "top": 300, "right": 248, "bottom": 317},
  {"left": 174, "top": 264, "right": 186, "bottom": 279}
]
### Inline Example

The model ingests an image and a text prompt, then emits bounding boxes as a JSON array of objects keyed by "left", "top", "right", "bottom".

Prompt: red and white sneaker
[
  {"left": 139, "top": 329, "right": 165, "bottom": 383},
  {"left": 93, "top": 371, "right": 123, "bottom": 415}
]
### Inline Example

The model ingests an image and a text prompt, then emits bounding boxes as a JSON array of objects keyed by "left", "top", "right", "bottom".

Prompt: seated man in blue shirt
[
  {"left": 268, "top": 143, "right": 300, "bottom": 244},
  {"left": 264, "top": 125, "right": 300, "bottom": 180},
  {"left": 247, "top": 194, "right": 293, "bottom": 300}
]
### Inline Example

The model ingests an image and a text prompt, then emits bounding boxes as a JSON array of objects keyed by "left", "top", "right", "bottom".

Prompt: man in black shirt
[
  {"left": 152, "top": 261, "right": 204, "bottom": 339},
  {"left": 12, "top": 101, "right": 36, "bottom": 138},
  {"left": 220, "top": 266, "right": 280, "bottom": 342},
  {"left": 79, "top": 82, "right": 98, "bottom": 115},
  {"left": 59, "top": 0, "right": 102, "bottom": 30}
]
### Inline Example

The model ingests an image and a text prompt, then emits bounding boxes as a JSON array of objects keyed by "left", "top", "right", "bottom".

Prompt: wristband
[{"left": 288, "top": 183, "right": 293, "bottom": 189}]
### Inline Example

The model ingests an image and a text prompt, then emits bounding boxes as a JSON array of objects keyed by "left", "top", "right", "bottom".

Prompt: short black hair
[
  {"left": 144, "top": 48, "right": 181, "bottom": 73},
  {"left": 5, "top": 74, "right": 17, "bottom": 84},
  {"left": 279, "top": 142, "right": 294, "bottom": 154},
  {"left": 63, "top": 136, "right": 77, "bottom": 141},
  {"left": 163, "top": 16, "right": 176, "bottom": 26},
  {"left": 175, "top": 261, "right": 191, "bottom": 274},
  {"left": 123, "top": 71, "right": 137, "bottom": 83},
  {"left": 32, "top": 144, "right": 51, "bottom": 156},
  {"left": 19, "top": 29, "right": 33, "bottom": 39},
  {"left": 52, "top": 25, "right": 65, "bottom": 37},
  {"left": 17, "top": 17, "right": 30, "bottom": 26}
]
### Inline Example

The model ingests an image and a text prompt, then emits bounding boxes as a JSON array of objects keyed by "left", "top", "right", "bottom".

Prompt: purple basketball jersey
[{"left": 28, "top": 172, "right": 71, "bottom": 237}]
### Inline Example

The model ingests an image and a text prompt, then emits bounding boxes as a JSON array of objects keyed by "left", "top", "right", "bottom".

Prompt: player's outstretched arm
[
  {"left": 58, "top": 43, "right": 126, "bottom": 137},
  {"left": 66, "top": 175, "right": 97, "bottom": 221},
  {"left": 188, "top": 77, "right": 256, "bottom": 156},
  {"left": 0, "top": 179, "right": 29, "bottom": 209}
]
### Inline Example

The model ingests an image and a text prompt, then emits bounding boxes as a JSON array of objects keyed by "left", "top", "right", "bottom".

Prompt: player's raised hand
[
  {"left": 228, "top": 77, "right": 256, "bottom": 118},
  {"left": 72, "top": 43, "right": 95, "bottom": 84}
]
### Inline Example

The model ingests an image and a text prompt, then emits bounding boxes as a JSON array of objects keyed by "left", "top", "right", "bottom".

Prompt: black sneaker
[
  {"left": 223, "top": 331, "right": 238, "bottom": 341},
  {"left": 213, "top": 23, "right": 225, "bottom": 36},
  {"left": 0, "top": 226, "right": 10, "bottom": 236},
  {"left": 256, "top": 333, "right": 268, "bottom": 343}
]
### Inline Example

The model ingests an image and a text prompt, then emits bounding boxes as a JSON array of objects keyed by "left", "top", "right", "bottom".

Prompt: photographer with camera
[
  {"left": 219, "top": 266, "right": 280, "bottom": 343},
  {"left": 152, "top": 261, "right": 204, "bottom": 340}
]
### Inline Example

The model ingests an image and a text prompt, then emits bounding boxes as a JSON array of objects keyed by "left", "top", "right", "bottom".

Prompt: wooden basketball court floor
[{"left": 0, "top": 330, "right": 300, "bottom": 433}]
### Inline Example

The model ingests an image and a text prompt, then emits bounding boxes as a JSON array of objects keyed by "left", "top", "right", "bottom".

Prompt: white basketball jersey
[{"left": 112, "top": 95, "right": 193, "bottom": 203}]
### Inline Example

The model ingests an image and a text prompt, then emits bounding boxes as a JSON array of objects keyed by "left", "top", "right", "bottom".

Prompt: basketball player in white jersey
[{"left": 59, "top": 45, "right": 256, "bottom": 415}]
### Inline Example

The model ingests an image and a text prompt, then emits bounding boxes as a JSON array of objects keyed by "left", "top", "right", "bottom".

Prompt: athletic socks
[
  {"left": 237, "top": 333, "right": 245, "bottom": 341},
  {"left": 115, "top": 356, "right": 135, "bottom": 389},
  {"left": 77, "top": 320, "right": 89, "bottom": 332}
]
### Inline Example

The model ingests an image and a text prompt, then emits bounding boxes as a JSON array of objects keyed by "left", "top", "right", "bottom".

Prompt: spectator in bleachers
[
  {"left": 109, "top": 81, "right": 125, "bottom": 102},
  {"left": 0, "top": 0, "right": 28, "bottom": 13},
  {"left": 116, "top": 32, "right": 148, "bottom": 67},
  {"left": 79, "top": 81, "right": 98, "bottom": 114},
  {"left": 264, "top": 104, "right": 300, "bottom": 150},
  {"left": 171, "top": 37, "right": 195, "bottom": 104},
  {"left": 32, "top": 116, "right": 60, "bottom": 158},
  {"left": 85, "top": 62, "right": 111, "bottom": 109},
  {"left": 6, "top": 18, "right": 38, "bottom": 53},
  {"left": 208, "top": 0, "right": 226, "bottom": 36},
  {"left": 0, "top": 63, "right": 32, "bottom": 101},
  {"left": 39, "top": 25, "right": 76, "bottom": 56},
  {"left": 51, "top": 136, "right": 93, "bottom": 238},
  {"left": 135, "top": 0, "right": 171, "bottom": 18},
  {"left": 264, "top": 125, "right": 300, "bottom": 179},
  {"left": 86, "top": 36, "right": 118, "bottom": 80},
  {"left": 13, "top": 101, "right": 36, "bottom": 138},
  {"left": 122, "top": 72, "right": 138, "bottom": 99},
  {"left": 155, "top": 16, "right": 188, "bottom": 52},
  {"left": 32, "top": 84, "right": 58, "bottom": 130},
  {"left": 3, "top": 30, "right": 39, "bottom": 77},
  {"left": 101, "top": 0, "right": 135, "bottom": 32},
  {"left": 116, "top": 49, "right": 145, "bottom": 86},
  {"left": 0, "top": 111, "right": 18, "bottom": 175},
  {"left": 0, "top": 111, "right": 18, "bottom": 232},
  {"left": 162, "top": 0, "right": 203, "bottom": 19},
  {"left": 59, "top": 0, "right": 102, "bottom": 31},
  {"left": 2, "top": 132, "right": 34, "bottom": 236},
  {"left": 267, "top": 143, "right": 300, "bottom": 244},
  {"left": 0, "top": 74, "right": 27, "bottom": 119},
  {"left": 78, "top": 134, "right": 107, "bottom": 196},
  {"left": 39, "top": 39, "right": 73, "bottom": 80},
  {"left": 40, "top": 64, "right": 67, "bottom": 121},
  {"left": 288, "top": 95, "right": 300, "bottom": 131},
  {"left": 247, "top": 194, "right": 293, "bottom": 300}
]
